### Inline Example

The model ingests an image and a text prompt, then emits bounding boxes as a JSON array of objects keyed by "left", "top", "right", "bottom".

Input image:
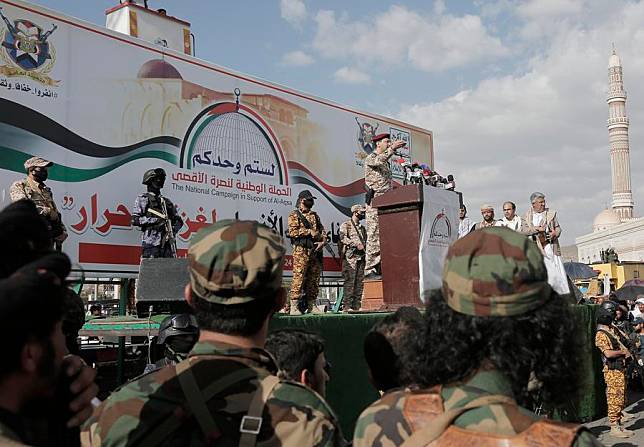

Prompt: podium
[{"left": 362, "top": 184, "right": 424, "bottom": 310}]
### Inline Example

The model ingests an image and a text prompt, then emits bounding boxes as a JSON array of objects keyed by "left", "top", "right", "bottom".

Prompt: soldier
[
  {"left": 9, "top": 156, "right": 67, "bottom": 250},
  {"left": 265, "top": 329, "right": 330, "bottom": 397},
  {"left": 595, "top": 300, "right": 636, "bottom": 438},
  {"left": 364, "top": 133, "right": 406, "bottom": 280},
  {"left": 339, "top": 204, "right": 367, "bottom": 311},
  {"left": 287, "top": 190, "right": 326, "bottom": 315},
  {"left": 143, "top": 313, "right": 199, "bottom": 374},
  {"left": 82, "top": 219, "right": 345, "bottom": 446},
  {"left": 0, "top": 253, "right": 98, "bottom": 446},
  {"left": 353, "top": 227, "right": 602, "bottom": 446},
  {"left": 131, "top": 168, "right": 183, "bottom": 258},
  {"left": 0, "top": 200, "right": 85, "bottom": 355}
]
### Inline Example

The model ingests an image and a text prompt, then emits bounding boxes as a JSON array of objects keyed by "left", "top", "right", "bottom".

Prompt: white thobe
[{"left": 532, "top": 212, "right": 570, "bottom": 295}]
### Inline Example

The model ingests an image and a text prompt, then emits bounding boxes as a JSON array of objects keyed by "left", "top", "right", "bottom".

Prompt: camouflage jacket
[
  {"left": 82, "top": 340, "right": 345, "bottom": 446},
  {"left": 9, "top": 177, "right": 66, "bottom": 233},
  {"left": 364, "top": 147, "right": 395, "bottom": 195},
  {"left": 287, "top": 209, "right": 325, "bottom": 245},
  {"left": 131, "top": 193, "right": 183, "bottom": 247},
  {"left": 339, "top": 219, "right": 366, "bottom": 262},
  {"left": 353, "top": 369, "right": 602, "bottom": 446}
]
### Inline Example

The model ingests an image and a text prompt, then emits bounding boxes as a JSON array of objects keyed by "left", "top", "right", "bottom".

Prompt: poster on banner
[
  {"left": 0, "top": 0, "right": 433, "bottom": 276},
  {"left": 418, "top": 187, "right": 460, "bottom": 298}
]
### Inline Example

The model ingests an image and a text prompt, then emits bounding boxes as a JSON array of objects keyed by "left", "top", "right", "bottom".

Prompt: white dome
[
  {"left": 609, "top": 51, "right": 621, "bottom": 68},
  {"left": 593, "top": 208, "right": 622, "bottom": 232}
]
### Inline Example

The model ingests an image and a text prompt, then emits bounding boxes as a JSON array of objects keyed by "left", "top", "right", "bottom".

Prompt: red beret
[{"left": 372, "top": 133, "right": 390, "bottom": 143}]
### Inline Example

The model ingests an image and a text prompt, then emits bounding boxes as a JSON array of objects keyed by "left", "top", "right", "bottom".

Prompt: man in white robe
[
  {"left": 495, "top": 201, "right": 528, "bottom": 232},
  {"left": 524, "top": 192, "right": 570, "bottom": 295}
]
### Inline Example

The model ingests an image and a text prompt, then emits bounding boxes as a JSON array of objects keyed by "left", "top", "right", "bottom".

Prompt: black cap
[{"left": 298, "top": 189, "right": 317, "bottom": 200}]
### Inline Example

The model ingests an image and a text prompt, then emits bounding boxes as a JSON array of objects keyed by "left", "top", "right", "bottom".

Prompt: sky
[{"left": 32, "top": 0, "right": 644, "bottom": 245}]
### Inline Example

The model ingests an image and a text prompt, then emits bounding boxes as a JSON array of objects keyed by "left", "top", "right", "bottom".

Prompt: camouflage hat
[
  {"left": 442, "top": 227, "right": 551, "bottom": 317},
  {"left": 24, "top": 156, "right": 53, "bottom": 170},
  {"left": 351, "top": 204, "right": 365, "bottom": 214},
  {"left": 480, "top": 204, "right": 494, "bottom": 211},
  {"left": 188, "top": 219, "right": 285, "bottom": 304}
]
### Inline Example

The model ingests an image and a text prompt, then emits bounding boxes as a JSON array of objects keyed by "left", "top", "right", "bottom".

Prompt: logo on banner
[
  {"left": 428, "top": 208, "right": 452, "bottom": 245},
  {"left": 355, "top": 117, "right": 379, "bottom": 155},
  {"left": 180, "top": 97, "right": 288, "bottom": 185},
  {"left": 0, "top": 8, "right": 59, "bottom": 85}
]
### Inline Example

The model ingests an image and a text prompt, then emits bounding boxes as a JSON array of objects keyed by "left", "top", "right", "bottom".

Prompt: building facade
[{"left": 576, "top": 48, "right": 644, "bottom": 262}]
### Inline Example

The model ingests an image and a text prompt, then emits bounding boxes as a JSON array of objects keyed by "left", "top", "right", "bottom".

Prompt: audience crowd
[{"left": 0, "top": 201, "right": 608, "bottom": 446}]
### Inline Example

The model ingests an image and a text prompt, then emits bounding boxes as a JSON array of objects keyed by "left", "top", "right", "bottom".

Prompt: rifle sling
[{"left": 350, "top": 219, "right": 366, "bottom": 246}]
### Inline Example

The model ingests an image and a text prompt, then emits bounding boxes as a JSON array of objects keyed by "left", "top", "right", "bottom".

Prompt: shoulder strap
[
  {"left": 351, "top": 219, "right": 366, "bottom": 245},
  {"left": 597, "top": 328, "right": 620, "bottom": 349},
  {"left": 139, "top": 359, "right": 257, "bottom": 446},
  {"left": 401, "top": 394, "right": 515, "bottom": 447},
  {"left": 296, "top": 210, "right": 312, "bottom": 229},
  {"left": 238, "top": 375, "right": 280, "bottom": 447},
  {"left": 176, "top": 359, "right": 220, "bottom": 440}
]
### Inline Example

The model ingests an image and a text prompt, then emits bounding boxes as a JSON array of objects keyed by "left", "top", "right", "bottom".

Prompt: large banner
[
  {"left": 0, "top": 0, "right": 433, "bottom": 276},
  {"left": 418, "top": 187, "right": 459, "bottom": 298}
]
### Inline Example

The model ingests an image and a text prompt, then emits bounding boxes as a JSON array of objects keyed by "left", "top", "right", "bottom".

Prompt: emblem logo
[
  {"left": 355, "top": 117, "right": 379, "bottom": 155},
  {"left": 0, "top": 7, "right": 59, "bottom": 85},
  {"left": 429, "top": 208, "right": 452, "bottom": 241}
]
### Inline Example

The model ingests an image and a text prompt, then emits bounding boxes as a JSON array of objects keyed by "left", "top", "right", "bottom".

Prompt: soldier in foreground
[
  {"left": 83, "top": 220, "right": 344, "bottom": 446},
  {"left": 353, "top": 227, "right": 602, "bottom": 446},
  {"left": 131, "top": 168, "right": 183, "bottom": 258},
  {"left": 339, "top": 204, "right": 367, "bottom": 311},
  {"left": 287, "top": 190, "right": 327, "bottom": 315},
  {"left": 10, "top": 156, "right": 67, "bottom": 250}
]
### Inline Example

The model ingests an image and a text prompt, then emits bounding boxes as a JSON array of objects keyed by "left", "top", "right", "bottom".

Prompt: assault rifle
[
  {"left": 612, "top": 326, "right": 644, "bottom": 386},
  {"left": 147, "top": 199, "right": 177, "bottom": 257}
]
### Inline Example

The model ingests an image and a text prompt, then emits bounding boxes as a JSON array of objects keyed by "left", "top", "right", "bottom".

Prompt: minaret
[{"left": 607, "top": 46, "right": 634, "bottom": 219}]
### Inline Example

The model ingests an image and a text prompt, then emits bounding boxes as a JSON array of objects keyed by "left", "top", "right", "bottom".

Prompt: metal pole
[{"left": 116, "top": 278, "right": 129, "bottom": 385}]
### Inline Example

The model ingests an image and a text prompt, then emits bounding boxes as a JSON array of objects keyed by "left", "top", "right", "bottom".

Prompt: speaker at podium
[{"left": 136, "top": 258, "right": 191, "bottom": 316}]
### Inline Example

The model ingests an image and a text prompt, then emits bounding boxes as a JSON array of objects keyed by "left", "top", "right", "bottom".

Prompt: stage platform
[{"left": 80, "top": 305, "right": 605, "bottom": 437}]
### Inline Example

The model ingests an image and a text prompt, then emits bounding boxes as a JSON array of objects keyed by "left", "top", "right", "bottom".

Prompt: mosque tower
[{"left": 607, "top": 46, "right": 634, "bottom": 220}]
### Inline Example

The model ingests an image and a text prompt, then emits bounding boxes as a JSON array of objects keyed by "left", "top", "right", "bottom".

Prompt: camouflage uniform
[
  {"left": 287, "top": 208, "right": 325, "bottom": 312},
  {"left": 10, "top": 157, "right": 66, "bottom": 246},
  {"left": 364, "top": 145, "right": 396, "bottom": 275},
  {"left": 0, "top": 419, "right": 27, "bottom": 446},
  {"left": 131, "top": 192, "right": 183, "bottom": 258},
  {"left": 83, "top": 219, "right": 345, "bottom": 446},
  {"left": 353, "top": 228, "right": 601, "bottom": 446},
  {"left": 595, "top": 327, "right": 628, "bottom": 425},
  {"left": 353, "top": 369, "right": 601, "bottom": 447},
  {"left": 339, "top": 208, "right": 366, "bottom": 310}
]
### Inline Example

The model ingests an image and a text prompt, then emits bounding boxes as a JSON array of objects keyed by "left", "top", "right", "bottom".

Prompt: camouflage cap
[
  {"left": 351, "top": 204, "right": 365, "bottom": 214},
  {"left": 442, "top": 227, "right": 551, "bottom": 317},
  {"left": 24, "top": 156, "right": 53, "bottom": 170},
  {"left": 188, "top": 219, "right": 285, "bottom": 304}
]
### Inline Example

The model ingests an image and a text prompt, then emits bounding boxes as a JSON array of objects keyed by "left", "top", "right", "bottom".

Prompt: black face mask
[
  {"left": 150, "top": 176, "right": 165, "bottom": 190},
  {"left": 302, "top": 199, "right": 314, "bottom": 209},
  {"left": 357, "top": 213, "right": 365, "bottom": 220},
  {"left": 32, "top": 169, "right": 48, "bottom": 182}
]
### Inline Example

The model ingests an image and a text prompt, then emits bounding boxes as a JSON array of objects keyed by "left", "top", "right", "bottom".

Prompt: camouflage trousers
[
  {"left": 141, "top": 243, "right": 175, "bottom": 258},
  {"left": 365, "top": 203, "right": 380, "bottom": 274},
  {"left": 603, "top": 369, "right": 627, "bottom": 424},
  {"left": 342, "top": 257, "right": 365, "bottom": 310},
  {"left": 288, "top": 246, "right": 321, "bottom": 310}
]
